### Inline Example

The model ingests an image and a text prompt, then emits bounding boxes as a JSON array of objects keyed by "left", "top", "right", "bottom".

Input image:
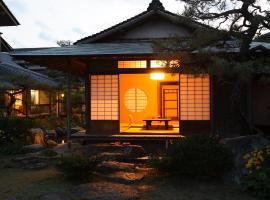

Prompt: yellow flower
[{"left": 244, "top": 154, "right": 250, "bottom": 160}]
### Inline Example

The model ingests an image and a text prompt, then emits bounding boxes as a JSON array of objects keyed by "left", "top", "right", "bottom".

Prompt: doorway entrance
[{"left": 161, "top": 83, "right": 179, "bottom": 120}]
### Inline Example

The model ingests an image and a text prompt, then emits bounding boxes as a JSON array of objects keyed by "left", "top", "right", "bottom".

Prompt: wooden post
[
  {"left": 0, "top": 32, "right": 2, "bottom": 52},
  {"left": 25, "top": 89, "right": 29, "bottom": 118},
  {"left": 85, "top": 73, "right": 90, "bottom": 134},
  {"left": 210, "top": 75, "right": 215, "bottom": 136},
  {"left": 247, "top": 80, "right": 253, "bottom": 131},
  {"left": 66, "top": 68, "right": 72, "bottom": 148},
  {"left": 178, "top": 72, "right": 181, "bottom": 135}
]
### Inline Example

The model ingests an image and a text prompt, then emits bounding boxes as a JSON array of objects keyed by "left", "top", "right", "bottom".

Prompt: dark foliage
[
  {"left": 40, "top": 149, "right": 58, "bottom": 157},
  {"left": 180, "top": 0, "right": 270, "bottom": 57},
  {"left": 57, "top": 155, "right": 99, "bottom": 181},
  {"left": 0, "top": 116, "right": 34, "bottom": 145},
  {"left": 0, "top": 143, "right": 24, "bottom": 155},
  {"left": 152, "top": 135, "right": 234, "bottom": 179}
]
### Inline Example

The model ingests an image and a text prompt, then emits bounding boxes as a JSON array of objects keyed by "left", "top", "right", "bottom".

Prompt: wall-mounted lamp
[{"left": 150, "top": 73, "right": 165, "bottom": 80}]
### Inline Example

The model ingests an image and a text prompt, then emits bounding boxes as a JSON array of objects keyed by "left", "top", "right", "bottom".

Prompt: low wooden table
[{"left": 143, "top": 118, "right": 171, "bottom": 130}]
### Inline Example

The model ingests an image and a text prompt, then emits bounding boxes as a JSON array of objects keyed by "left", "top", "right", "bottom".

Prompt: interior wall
[{"left": 120, "top": 73, "right": 178, "bottom": 124}]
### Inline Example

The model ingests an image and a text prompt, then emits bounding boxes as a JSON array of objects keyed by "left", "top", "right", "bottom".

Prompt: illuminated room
[{"left": 90, "top": 60, "right": 210, "bottom": 135}]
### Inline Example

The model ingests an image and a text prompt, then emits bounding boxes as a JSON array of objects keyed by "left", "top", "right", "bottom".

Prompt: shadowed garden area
[
  {"left": 0, "top": 162, "right": 259, "bottom": 200},
  {"left": 0, "top": 137, "right": 267, "bottom": 200}
]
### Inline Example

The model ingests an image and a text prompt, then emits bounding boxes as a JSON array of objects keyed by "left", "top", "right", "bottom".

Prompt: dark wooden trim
[
  {"left": 159, "top": 81, "right": 179, "bottom": 120},
  {"left": 210, "top": 75, "right": 215, "bottom": 135},
  {"left": 118, "top": 68, "right": 181, "bottom": 74},
  {"left": 25, "top": 90, "right": 29, "bottom": 118},
  {"left": 66, "top": 60, "right": 72, "bottom": 141},
  {"left": 118, "top": 74, "right": 120, "bottom": 133},
  {"left": 178, "top": 73, "right": 181, "bottom": 134},
  {"left": 85, "top": 74, "right": 90, "bottom": 135}
]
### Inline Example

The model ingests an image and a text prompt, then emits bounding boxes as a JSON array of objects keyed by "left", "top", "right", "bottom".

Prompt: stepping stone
[
  {"left": 135, "top": 166, "right": 155, "bottom": 172},
  {"left": 23, "top": 162, "right": 48, "bottom": 170},
  {"left": 121, "top": 145, "right": 147, "bottom": 158},
  {"left": 12, "top": 154, "right": 49, "bottom": 170},
  {"left": 86, "top": 143, "right": 147, "bottom": 158},
  {"left": 74, "top": 181, "right": 139, "bottom": 200},
  {"left": 97, "top": 161, "right": 135, "bottom": 174},
  {"left": 22, "top": 144, "right": 45, "bottom": 152},
  {"left": 123, "top": 156, "right": 151, "bottom": 164},
  {"left": 101, "top": 171, "right": 145, "bottom": 184},
  {"left": 99, "top": 152, "right": 128, "bottom": 161}
]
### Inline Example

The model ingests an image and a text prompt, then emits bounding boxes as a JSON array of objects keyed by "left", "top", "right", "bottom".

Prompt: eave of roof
[
  {"left": 0, "top": 53, "right": 58, "bottom": 88},
  {"left": 1, "top": 36, "right": 13, "bottom": 52},
  {"left": 0, "top": 0, "right": 20, "bottom": 26},
  {"left": 12, "top": 40, "right": 270, "bottom": 59},
  {"left": 12, "top": 42, "right": 155, "bottom": 57}
]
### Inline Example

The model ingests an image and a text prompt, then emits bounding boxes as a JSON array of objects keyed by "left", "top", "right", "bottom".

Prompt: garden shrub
[
  {"left": 40, "top": 149, "right": 58, "bottom": 157},
  {"left": 57, "top": 155, "right": 99, "bottom": 181},
  {"left": 0, "top": 116, "right": 35, "bottom": 155},
  {"left": 0, "top": 116, "right": 34, "bottom": 145},
  {"left": 152, "top": 135, "right": 234, "bottom": 179},
  {"left": 241, "top": 146, "right": 270, "bottom": 199},
  {"left": 0, "top": 143, "right": 24, "bottom": 155}
]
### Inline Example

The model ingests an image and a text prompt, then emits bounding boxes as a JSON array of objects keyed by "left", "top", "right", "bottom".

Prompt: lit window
[
  {"left": 6, "top": 90, "right": 23, "bottom": 111},
  {"left": 150, "top": 60, "right": 179, "bottom": 68},
  {"left": 91, "top": 75, "right": 119, "bottom": 120},
  {"left": 124, "top": 88, "right": 147, "bottom": 113},
  {"left": 14, "top": 93, "right": 23, "bottom": 110},
  {"left": 118, "top": 61, "right": 147, "bottom": 69},
  {"left": 31, "top": 90, "right": 39, "bottom": 105},
  {"left": 180, "top": 74, "right": 210, "bottom": 120},
  {"left": 30, "top": 90, "right": 49, "bottom": 105}
]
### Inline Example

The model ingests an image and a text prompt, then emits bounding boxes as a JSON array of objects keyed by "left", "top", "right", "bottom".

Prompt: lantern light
[{"left": 150, "top": 73, "right": 165, "bottom": 80}]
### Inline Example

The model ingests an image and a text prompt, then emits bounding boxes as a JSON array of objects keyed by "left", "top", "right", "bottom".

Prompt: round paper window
[{"left": 124, "top": 88, "right": 148, "bottom": 112}]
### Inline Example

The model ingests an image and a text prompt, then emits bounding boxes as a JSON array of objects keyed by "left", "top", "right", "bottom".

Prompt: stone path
[
  {"left": 94, "top": 143, "right": 155, "bottom": 185},
  {"left": 8, "top": 142, "right": 156, "bottom": 200},
  {"left": 73, "top": 143, "right": 155, "bottom": 200}
]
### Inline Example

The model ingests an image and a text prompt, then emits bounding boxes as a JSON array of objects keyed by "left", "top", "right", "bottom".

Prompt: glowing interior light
[{"left": 150, "top": 73, "right": 165, "bottom": 80}]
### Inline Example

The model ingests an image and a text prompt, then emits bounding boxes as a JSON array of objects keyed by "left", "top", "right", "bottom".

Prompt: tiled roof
[
  {"left": 0, "top": 53, "right": 58, "bottom": 88},
  {"left": 12, "top": 42, "right": 154, "bottom": 57}
]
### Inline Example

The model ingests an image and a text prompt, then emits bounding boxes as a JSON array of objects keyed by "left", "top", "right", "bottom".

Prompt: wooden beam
[
  {"left": 85, "top": 73, "right": 90, "bottom": 134},
  {"left": 66, "top": 68, "right": 72, "bottom": 145}
]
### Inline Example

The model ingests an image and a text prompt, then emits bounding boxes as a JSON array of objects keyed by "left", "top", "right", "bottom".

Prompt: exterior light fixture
[
  {"left": 150, "top": 73, "right": 165, "bottom": 80},
  {"left": 61, "top": 93, "right": 65, "bottom": 98},
  {"left": 61, "top": 139, "right": 65, "bottom": 144}
]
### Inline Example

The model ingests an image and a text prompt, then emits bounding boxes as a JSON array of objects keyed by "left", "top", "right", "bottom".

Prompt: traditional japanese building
[
  {"left": 0, "top": 0, "right": 61, "bottom": 118},
  {"left": 13, "top": 0, "right": 270, "bottom": 140}
]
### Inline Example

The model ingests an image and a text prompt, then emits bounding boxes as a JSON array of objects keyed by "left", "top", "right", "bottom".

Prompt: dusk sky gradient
[{"left": 1, "top": 0, "right": 184, "bottom": 48}]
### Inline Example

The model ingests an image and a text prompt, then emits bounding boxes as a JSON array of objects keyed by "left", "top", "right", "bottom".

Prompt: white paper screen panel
[
  {"left": 118, "top": 61, "right": 147, "bottom": 68},
  {"left": 91, "top": 75, "right": 119, "bottom": 120},
  {"left": 124, "top": 88, "right": 148, "bottom": 112},
  {"left": 180, "top": 74, "right": 210, "bottom": 120}
]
